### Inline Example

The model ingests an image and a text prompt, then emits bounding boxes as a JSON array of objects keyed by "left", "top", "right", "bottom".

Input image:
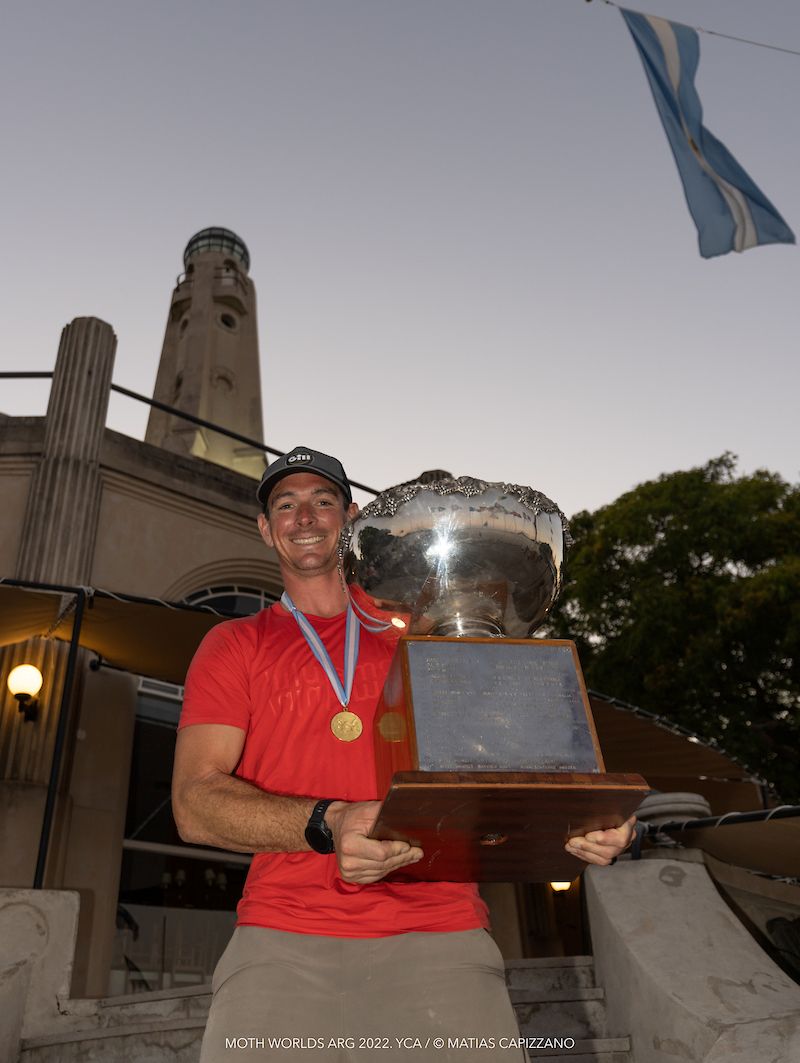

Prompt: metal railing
[{"left": 0, "top": 371, "right": 380, "bottom": 495}]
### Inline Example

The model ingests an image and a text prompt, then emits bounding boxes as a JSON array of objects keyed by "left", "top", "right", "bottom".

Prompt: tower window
[
  {"left": 219, "top": 313, "right": 237, "bottom": 331},
  {"left": 211, "top": 367, "right": 235, "bottom": 394}
]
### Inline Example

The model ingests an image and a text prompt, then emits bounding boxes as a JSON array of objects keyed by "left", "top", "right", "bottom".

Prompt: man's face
[{"left": 256, "top": 472, "right": 358, "bottom": 579}]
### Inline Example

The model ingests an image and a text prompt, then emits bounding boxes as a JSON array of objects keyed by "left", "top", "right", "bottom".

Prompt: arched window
[{"left": 183, "top": 585, "right": 278, "bottom": 616}]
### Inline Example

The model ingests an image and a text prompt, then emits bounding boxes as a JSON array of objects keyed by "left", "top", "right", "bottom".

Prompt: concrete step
[
  {"left": 23, "top": 983, "right": 212, "bottom": 1036},
  {"left": 528, "top": 1057, "right": 628, "bottom": 1063},
  {"left": 22, "top": 1033, "right": 632, "bottom": 1063},
  {"left": 512, "top": 986, "right": 608, "bottom": 1040},
  {"left": 20, "top": 985, "right": 212, "bottom": 1062},
  {"left": 520, "top": 1036, "right": 630, "bottom": 1056},
  {"left": 21, "top": 1021, "right": 204, "bottom": 1063},
  {"left": 522, "top": 1039, "right": 631, "bottom": 1063},
  {"left": 96, "top": 983, "right": 212, "bottom": 1026},
  {"left": 506, "top": 955, "right": 596, "bottom": 994}
]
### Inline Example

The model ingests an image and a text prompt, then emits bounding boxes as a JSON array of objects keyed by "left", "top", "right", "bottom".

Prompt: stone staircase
[
  {"left": 20, "top": 957, "right": 631, "bottom": 1062},
  {"left": 506, "top": 956, "right": 631, "bottom": 1062},
  {"left": 20, "top": 985, "right": 209, "bottom": 1063}
]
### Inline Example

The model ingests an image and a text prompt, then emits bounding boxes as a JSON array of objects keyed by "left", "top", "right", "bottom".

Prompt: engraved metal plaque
[
  {"left": 371, "top": 636, "right": 605, "bottom": 799},
  {"left": 406, "top": 640, "right": 600, "bottom": 773}
]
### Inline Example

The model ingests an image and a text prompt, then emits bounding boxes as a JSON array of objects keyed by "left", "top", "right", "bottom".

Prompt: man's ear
[
  {"left": 257, "top": 512, "right": 274, "bottom": 548},
  {"left": 346, "top": 502, "right": 360, "bottom": 522}
]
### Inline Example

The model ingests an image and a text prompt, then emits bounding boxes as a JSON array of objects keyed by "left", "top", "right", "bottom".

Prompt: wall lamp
[
  {"left": 549, "top": 881, "right": 573, "bottom": 893},
  {"left": 7, "top": 664, "right": 43, "bottom": 722}
]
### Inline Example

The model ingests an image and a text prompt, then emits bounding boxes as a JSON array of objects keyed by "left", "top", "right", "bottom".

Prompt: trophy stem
[{"left": 431, "top": 617, "right": 503, "bottom": 638}]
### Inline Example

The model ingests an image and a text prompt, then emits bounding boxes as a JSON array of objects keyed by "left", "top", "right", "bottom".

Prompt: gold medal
[{"left": 330, "top": 710, "right": 363, "bottom": 742}]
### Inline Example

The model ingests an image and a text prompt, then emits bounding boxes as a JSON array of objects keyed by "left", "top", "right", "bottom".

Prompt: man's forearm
[
  {"left": 174, "top": 773, "right": 424, "bottom": 883},
  {"left": 174, "top": 771, "right": 317, "bottom": 853}
]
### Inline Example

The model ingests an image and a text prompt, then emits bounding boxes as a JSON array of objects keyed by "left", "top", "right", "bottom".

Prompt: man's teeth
[{"left": 293, "top": 535, "right": 325, "bottom": 545}]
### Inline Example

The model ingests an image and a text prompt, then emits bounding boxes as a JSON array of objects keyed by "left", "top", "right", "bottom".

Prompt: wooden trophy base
[{"left": 371, "top": 771, "right": 649, "bottom": 881}]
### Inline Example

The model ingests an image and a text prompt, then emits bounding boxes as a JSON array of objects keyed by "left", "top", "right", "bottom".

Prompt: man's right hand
[{"left": 325, "top": 800, "right": 423, "bottom": 884}]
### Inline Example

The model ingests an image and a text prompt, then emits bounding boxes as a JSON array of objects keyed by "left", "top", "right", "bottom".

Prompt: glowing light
[
  {"left": 549, "top": 881, "right": 572, "bottom": 893},
  {"left": 425, "top": 535, "right": 453, "bottom": 560},
  {"left": 7, "top": 664, "right": 43, "bottom": 699},
  {"left": 391, "top": 617, "right": 407, "bottom": 629}
]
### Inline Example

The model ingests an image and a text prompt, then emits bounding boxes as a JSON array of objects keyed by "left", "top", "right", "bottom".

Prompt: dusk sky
[{"left": 2, "top": 0, "right": 798, "bottom": 517}]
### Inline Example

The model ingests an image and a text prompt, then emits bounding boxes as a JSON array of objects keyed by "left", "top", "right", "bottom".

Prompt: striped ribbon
[
  {"left": 281, "top": 591, "right": 362, "bottom": 707},
  {"left": 348, "top": 591, "right": 394, "bottom": 634}
]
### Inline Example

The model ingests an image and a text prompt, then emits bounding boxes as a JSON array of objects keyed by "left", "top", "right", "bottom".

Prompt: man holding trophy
[{"left": 172, "top": 446, "right": 637, "bottom": 1062}]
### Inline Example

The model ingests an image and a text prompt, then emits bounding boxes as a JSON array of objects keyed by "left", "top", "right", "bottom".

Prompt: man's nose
[{"left": 294, "top": 502, "right": 316, "bottom": 524}]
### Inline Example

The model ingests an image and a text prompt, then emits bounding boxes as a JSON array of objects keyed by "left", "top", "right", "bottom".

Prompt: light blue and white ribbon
[
  {"left": 281, "top": 591, "right": 362, "bottom": 706},
  {"left": 348, "top": 591, "right": 395, "bottom": 634}
]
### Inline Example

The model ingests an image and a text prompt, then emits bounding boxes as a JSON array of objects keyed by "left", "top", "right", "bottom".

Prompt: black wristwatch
[{"left": 305, "top": 799, "right": 336, "bottom": 854}]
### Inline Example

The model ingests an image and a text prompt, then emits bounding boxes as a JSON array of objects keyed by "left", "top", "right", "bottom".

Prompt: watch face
[
  {"left": 305, "top": 823, "right": 335, "bottom": 854},
  {"left": 305, "top": 801, "right": 335, "bottom": 854}
]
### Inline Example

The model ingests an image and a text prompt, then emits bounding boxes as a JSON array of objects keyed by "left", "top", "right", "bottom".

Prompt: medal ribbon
[
  {"left": 281, "top": 592, "right": 361, "bottom": 707},
  {"left": 348, "top": 590, "right": 394, "bottom": 634}
]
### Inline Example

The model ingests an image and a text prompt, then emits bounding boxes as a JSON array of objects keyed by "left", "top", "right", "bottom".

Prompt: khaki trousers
[{"left": 200, "top": 927, "right": 526, "bottom": 1063}]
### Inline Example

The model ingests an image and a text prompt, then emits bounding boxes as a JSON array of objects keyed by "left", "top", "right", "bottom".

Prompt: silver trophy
[
  {"left": 341, "top": 475, "right": 570, "bottom": 638},
  {"left": 342, "top": 473, "right": 647, "bottom": 882}
]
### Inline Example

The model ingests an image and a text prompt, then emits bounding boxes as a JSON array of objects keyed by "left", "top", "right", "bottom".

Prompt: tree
[{"left": 545, "top": 455, "right": 800, "bottom": 800}]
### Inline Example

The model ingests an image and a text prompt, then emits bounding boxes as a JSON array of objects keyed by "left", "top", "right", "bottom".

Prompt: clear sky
[{"left": 1, "top": 0, "right": 798, "bottom": 517}]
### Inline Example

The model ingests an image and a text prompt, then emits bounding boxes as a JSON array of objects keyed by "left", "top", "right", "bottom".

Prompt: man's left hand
[{"left": 564, "top": 815, "right": 636, "bottom": 866}]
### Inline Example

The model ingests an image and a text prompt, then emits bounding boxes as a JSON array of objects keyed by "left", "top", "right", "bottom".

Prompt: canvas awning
[
  {"left": 0, "top": 581, "right": 227, "bottom": 686},
  {"left": 680, "top": 819, "right": 800, "bottom": 879},
  {"left": 590, "top": 693, "right": 764, "bottom": 812},
  {"left": 589, "top": 693, "right": 797, "bottom": 875}
]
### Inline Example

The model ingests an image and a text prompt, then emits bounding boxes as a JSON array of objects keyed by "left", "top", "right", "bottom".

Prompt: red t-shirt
[{"left": 179, "top": 602, "right": 489, "bottom": 937}]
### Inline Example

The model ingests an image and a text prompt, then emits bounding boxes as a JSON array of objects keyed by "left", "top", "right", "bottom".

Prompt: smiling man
[
  {"left": 257, "top": 470, "right": 353, "bottom": 581},
  {"left": 172, "top": 445, "right": 634, "bottom": 1062}
]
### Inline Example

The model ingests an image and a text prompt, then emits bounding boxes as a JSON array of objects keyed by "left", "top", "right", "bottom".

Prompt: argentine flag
[{"left": 620, "top": 8, "right": 795, "bottom": 258}]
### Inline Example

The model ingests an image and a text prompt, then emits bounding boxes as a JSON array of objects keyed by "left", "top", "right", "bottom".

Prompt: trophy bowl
[{"left": 340, "top": 475, "right": 571, "bottom": 638}]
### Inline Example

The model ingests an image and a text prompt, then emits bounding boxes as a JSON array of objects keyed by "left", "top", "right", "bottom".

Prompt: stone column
[{"left": 15, "top": 316, "right": 116, "bottom": 584}]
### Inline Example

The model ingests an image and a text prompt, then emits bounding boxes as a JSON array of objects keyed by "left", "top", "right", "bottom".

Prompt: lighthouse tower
[{"left": 145, "top": 227, "right": 265, "bottom": 477}]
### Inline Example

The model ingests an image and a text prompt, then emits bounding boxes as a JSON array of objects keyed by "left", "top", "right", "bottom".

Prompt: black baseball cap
[{"left": 256, "top": 446, "right": 352, "bottom": 508}]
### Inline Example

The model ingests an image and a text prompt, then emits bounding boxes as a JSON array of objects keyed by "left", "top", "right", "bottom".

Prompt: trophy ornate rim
[{"left": 353, "top": 475, "right": 572, "bottom": 541}]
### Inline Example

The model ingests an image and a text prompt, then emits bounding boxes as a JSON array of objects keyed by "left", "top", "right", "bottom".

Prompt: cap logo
[{"left": 287, "top": 452, "right": 312, "bottom": 465}]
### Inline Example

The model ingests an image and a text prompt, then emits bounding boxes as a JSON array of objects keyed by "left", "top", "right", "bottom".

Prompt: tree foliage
[{"left": 546, "top": 455, "right": 800, "bottom": 800}]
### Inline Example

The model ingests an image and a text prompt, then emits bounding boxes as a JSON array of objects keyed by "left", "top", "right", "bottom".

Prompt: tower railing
[{"left": 213, "top": 268, "right": 248, "bottom": 296}]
